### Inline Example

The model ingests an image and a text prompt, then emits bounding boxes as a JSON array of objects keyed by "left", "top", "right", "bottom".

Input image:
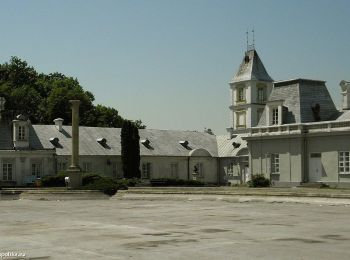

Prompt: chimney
[
  {"left": 226, "top": 127, "right": 236, "bottom": 139},
  {"left": 53, "top": 118, "right": 64, "bottom": 132},
  {"left": 340, "top": 80, "right": 350, "bottom": 110}
]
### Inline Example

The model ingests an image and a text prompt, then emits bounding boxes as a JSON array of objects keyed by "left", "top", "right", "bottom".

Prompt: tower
[{"left": 229, "top": 48, "right": 273, "bottom": 132}]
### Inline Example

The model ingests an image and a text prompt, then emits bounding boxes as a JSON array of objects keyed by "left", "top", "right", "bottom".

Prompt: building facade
[{"left": 0, "top": 48, "right": 349, "bottom": 187}]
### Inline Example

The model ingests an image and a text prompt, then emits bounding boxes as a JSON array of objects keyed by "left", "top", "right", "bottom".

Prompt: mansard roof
[
  {"left": 231, "top": 49, "right": 273, "bottom": 83},
  {"left": 257, "top": 78, "right": 339, "bottom": 126}
]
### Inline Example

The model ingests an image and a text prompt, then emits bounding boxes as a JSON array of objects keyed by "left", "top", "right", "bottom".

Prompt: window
[
  {"left": 18, "top": 126, "right": 26, "bottom": 141},
  {"left": 142, "top": 162, "right": 151, "bottom": 179},
  {"left": 257, "top": 87, "right": 265, "bottom": 102},
  {"left": 236, "top": 111, "right": 246, "bottom": 128},
  {"left": 272, "top": 108, "right": 279, "bottom": 125},
  {"left": 227, "top": 162, "right": 234, "bottom": 175},
  {"left": 194, "top": 163, "right": 204, "bottom": 178},
  {"left": 170, "top": 163, "right": 178, "bottom": 179},
  {"left": 31, "top": 163, "right": 42, "bottom": 178},
  {"left": 3, "top": 163, "right": 13, "bottom": 181},
  {"left": 57, "top": 162, "right": 67, "bottom": 171},
  {"left": 339, "top": 152, "right": 350, "bottom": 174},
  {"left": 257, "top": 108, "right": 264, "bottom": 123},
  {"left": 271, "top": 154, "right": 280, "bottom": 174},
  {"left": 82, "top": 162, "right": 92, "bottom": 173},
  {"left": 237, "top": 87, "right": 245, "bottom": 102}
]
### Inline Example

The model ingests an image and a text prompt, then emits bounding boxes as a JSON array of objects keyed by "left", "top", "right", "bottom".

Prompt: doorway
[{"left": 309, "top": 153, "right": 322, "bottom": 182}]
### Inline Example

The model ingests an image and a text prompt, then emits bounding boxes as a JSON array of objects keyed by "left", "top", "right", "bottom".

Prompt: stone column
[{"left": 67, "top": 100, "right": 82, "bottom": 188}]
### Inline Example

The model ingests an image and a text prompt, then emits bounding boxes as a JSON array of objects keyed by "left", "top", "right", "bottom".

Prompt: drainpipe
[
  {"left": 302, "top": 127, "right": 308, "bottom": 183},
  {"left": 187, "top": 156, "right": 190, "bottom": 180},
  {"left": 216, "top": 157, "right": 220, "bottom": 186}
]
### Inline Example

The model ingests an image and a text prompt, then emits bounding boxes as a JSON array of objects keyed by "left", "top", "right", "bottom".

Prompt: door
[
  {"left": 309, "top": 154, "right": 322, "bottom": 182},
  {"left": 243, "top": 166, "right": 251, "bottom": 183}
]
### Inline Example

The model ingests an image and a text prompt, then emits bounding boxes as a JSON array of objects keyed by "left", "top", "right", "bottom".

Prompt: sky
[{"left": 0, "top": 0, "right": 349, "bottom": 134}]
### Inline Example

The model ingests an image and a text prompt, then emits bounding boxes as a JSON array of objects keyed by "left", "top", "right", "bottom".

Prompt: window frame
[
  {"left": 3, "top": 163, "right": 13, "bottom": 181},
  {"left": 31, "top": 162, "right": 42, "bottom": 178},
  {"left": 195, "top": 163, "right": 204, "bottom": 178},
  {"left": 170, "top": 163, "right": 178, "bottom": 179},
  {"left": 82, "top": 162, "right": 92, "bottom": 173},
  {"left": 257, "top": 87, "right": 266, "bottom": 102},
  {"left": 236, "top": 87, "right": 246, "bottom": 102},
  {"left": 142, "top": 162, "right": 151, "bottom": 179},
  {"left": 271, "top": 154, "right": 280, "bottom": 174},
  {"left": 339, "top": 151, "right": 350, "bottom": 174},
  {"left": 257, "top": 108, "right": 264, "bottom": 123},
  {"left": 272, "top": 108, "right": 279, "bottom": 125},
  {"left": 18, "top": 125, "right": 26, "bottom": 141},
  {"left": 227, "top": 162, "right": 234, "bottom": 175},
  {"left": 236, "top": 111, "right": 246, "bottom": 128}
]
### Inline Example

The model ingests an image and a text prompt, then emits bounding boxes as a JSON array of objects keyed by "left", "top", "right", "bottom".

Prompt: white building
[
  {"left": 0, "top": 47, "right": 349, "bottom": 187},
  {"left": 227, "top": 48, "right": 350, "bottom": 188}
]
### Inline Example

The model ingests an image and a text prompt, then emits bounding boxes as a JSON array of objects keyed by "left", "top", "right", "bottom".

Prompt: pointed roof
[{"left": 231, "top": 49, "right": 273, "bottom": 83}]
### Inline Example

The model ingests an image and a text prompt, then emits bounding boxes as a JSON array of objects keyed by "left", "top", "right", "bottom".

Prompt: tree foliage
[
  {"left": 121, "top": 120, "right": 141, "bottom": 179},
  {"left": 0, "top": 56, "right": 145, "bottom": 128}
]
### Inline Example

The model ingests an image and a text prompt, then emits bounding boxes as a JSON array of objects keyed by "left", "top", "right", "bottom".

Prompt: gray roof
[
  {"left": 231, "top": 49, "right": 273, "bottom": 83},
  {"left": 258, "top": 79, "right": 339, "bottom": 126},
  {"left": 30, "top": 125, "right": 219, "bottom": 157},
  {"left": 336, "top": 110, "right": 350, "bottom": 121},
  {"left": 216, "top": 134, "right": 247, "bottom": 157}
]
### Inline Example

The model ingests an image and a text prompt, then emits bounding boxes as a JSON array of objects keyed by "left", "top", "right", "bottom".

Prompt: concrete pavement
[{"left": 1, "top": 197, "right": 350, "bottom": 259}]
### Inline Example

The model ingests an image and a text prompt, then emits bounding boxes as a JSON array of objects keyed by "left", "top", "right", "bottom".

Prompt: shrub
[
  {"left": 83, "top": 177, "right": 119, "bottom": 196},
  {"left": 247, "top": 174, "right": 270, "bottom": 188},
  {"left": 185, "top": 179, "right": 204, "bottom": 186},
  {"left": 82, "top": 173, "right": 103, "bottom": 186},
  {"left": 125, "top": 178, "right": 140, "bottom": 187},
  {"left": 41, "top": 174, "right": 65, "bottom": 187}
]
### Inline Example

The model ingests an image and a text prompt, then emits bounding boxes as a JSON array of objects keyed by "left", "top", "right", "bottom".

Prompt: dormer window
[
  {"left": 97, "top": 138, "right": 107, "bottom": 147},
  {"left": 18, "top": 126, "right": 26, "bottom": 141},
  {"left": 141, "top": 139, "right": 150, "bottom": 146},
  {"left": 272, "top": 108, "right": 279, "bottom": 125},
  {"left": 50, "top": 137, "right": 60, "bottom": 147},
  {"left": 266, "top": 101, "right": 283, "bottom": 126}
]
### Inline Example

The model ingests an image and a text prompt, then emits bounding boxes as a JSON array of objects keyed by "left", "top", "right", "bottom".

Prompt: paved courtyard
[{"left": 1, "top": 197, "right": 350, "bottom": 259}]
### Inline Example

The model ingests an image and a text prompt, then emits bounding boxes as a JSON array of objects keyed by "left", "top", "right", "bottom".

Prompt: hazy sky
[{"left": 0, "top": 0, "right": 349, "bottom": 134}]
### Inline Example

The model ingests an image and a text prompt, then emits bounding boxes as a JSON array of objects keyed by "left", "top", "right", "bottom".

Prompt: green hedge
[
  {"left": 82, "top": 178, "right": 119, "bottom": 196},
  {"left": 247, "top": 174, "right": 271, "bottom": 187},
  {"left": 41, "top": 174, "right": 66, "bottom": 187},
  {"left": 150, "top": 178, "right": 203, "bottom": 187}
]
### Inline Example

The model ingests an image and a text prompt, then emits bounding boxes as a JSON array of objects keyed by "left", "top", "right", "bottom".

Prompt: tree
[
  {"left": 0, "top": 56, "right": 146, "bottom": 128},
  {"left": 121, "top": 120, "right": 141, "bottom": 179},
  {"left": 94, "top": 105, "right": 124, "bottom": 128},
  {"left": 133, "top": 119, "right": 146, "bottom": 129}
]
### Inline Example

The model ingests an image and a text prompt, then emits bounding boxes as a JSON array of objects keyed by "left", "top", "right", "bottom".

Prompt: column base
[{"left": 66, "top": 167, "right": 82, "bottom": 189}]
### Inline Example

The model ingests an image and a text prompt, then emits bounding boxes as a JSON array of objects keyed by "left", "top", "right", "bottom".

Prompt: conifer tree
[{"left": 121, "top": 120, "right": 141, "bottom": 178}]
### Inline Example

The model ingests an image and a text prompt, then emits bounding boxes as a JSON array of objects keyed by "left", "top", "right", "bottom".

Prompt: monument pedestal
[{"left": 66, "top": 168, "right": 82, "bottom": 189}]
